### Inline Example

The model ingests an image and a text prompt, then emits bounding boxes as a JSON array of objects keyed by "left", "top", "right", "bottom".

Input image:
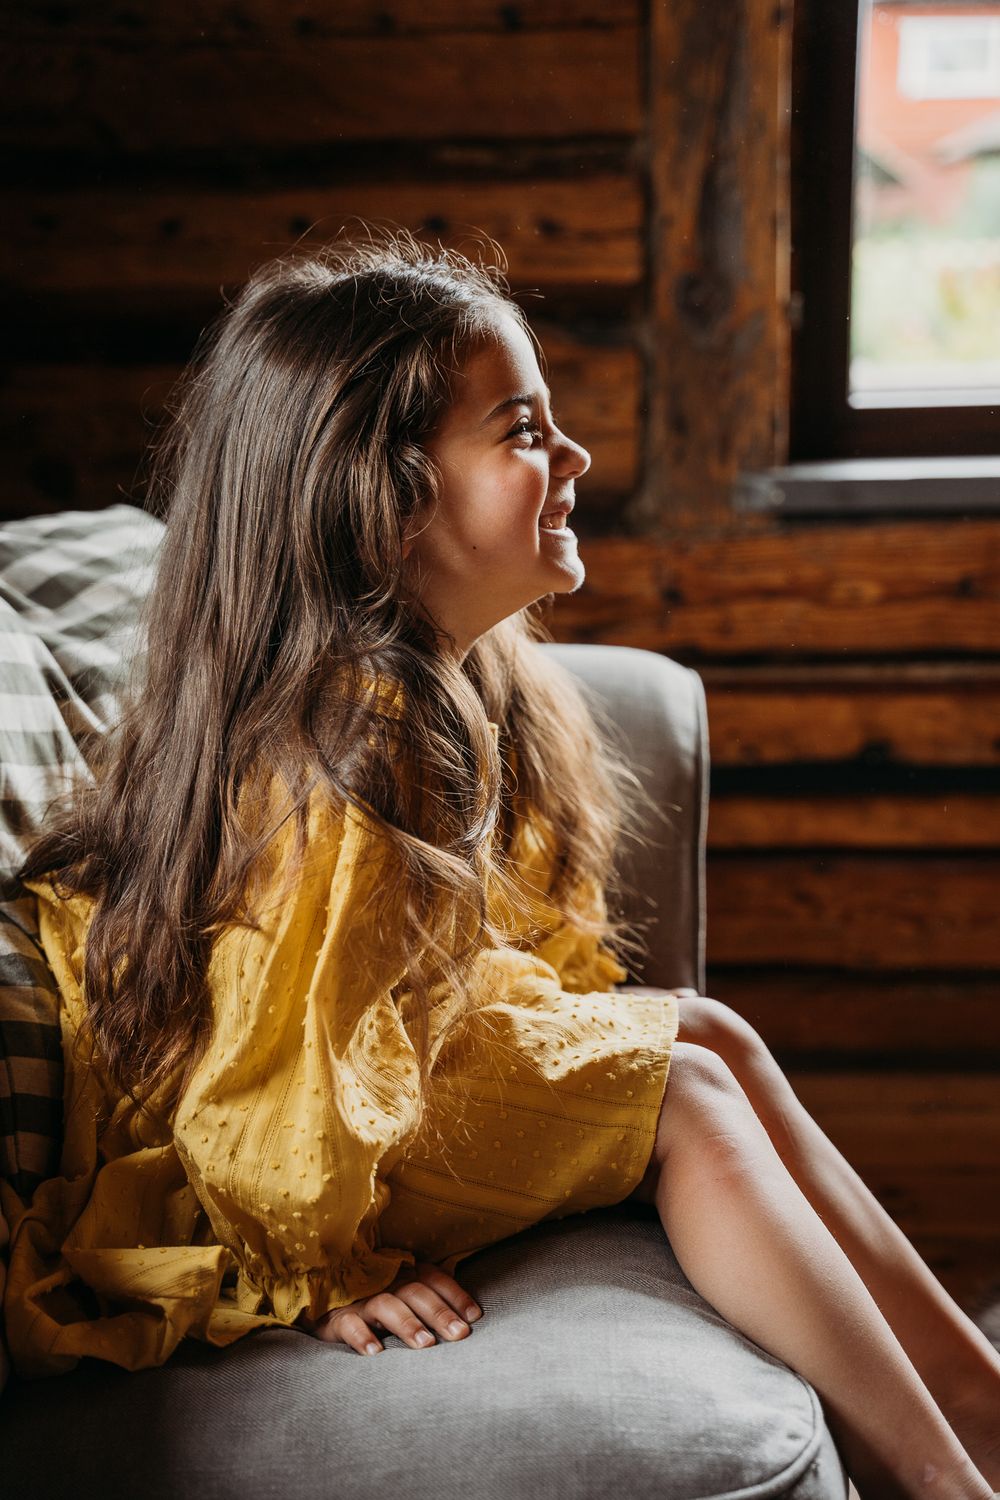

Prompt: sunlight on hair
[{"left": 16, "top": 222, "right": 666, "bottom": 1168}]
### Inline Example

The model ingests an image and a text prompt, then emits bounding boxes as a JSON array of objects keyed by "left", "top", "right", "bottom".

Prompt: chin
[{"left": 557, "top": 562, "right": 586, "bottom": 594}]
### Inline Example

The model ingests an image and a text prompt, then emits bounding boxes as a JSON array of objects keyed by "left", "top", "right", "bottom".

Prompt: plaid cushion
[{"left": 0, "top": 503, "right": 164, "bottom": 1204}]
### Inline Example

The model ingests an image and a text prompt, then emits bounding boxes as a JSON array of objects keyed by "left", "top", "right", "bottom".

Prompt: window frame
[{"left": 788, "top": 0, "right": 1000, "bottom": 467}]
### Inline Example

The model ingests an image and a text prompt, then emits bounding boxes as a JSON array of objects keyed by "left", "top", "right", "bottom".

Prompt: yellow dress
[{"left": 1, "top": 723, "right": 678, "bottom": 1379}]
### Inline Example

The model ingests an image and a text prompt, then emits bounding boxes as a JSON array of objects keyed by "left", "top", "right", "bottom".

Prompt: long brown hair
[{"left": 18, "top": 224, "right": 662, "bottom": 1149}]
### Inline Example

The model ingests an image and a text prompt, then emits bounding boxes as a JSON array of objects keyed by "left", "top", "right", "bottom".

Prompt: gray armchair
[{"left": 0, "top": 507, "right": 848, "bottom": 1498}]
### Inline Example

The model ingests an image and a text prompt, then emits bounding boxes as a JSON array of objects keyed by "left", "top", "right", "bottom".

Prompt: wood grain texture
[
  {"left": 702, "top": 668, "right": 1000, "bottom": 769},
  {"left": 709, "top": 795, "right": 1000, "bottom": 850},
  {"left": 787, "top": 1068, "right": 1000, "bottom": 1322},
  {"left": 641, "top": 0, "right": 793, "bottom": 530},
  {"left": 706, "top": 969, "right": 1000, "bottom": 1056},
  {"left": 8, "top": 0, "right": 641, "bottom": 41},
  {"left": 547, "top": 522, "right": 1000, "bottom": 652},
  {"left": 1, "top": 177, "right": 644, "bottom": 300},
  {"left": 789, "top": 1072, "right": 1000, "bottom": 1315},
  {"left": 788, "top": 1072, "right": 1000, "bottom": 1175},
  {"left": 1, "top": 29, "right": 642, "bottom": 151},
  {"left": 707, "top": 855, "right": 1000, "bottom": 968}
]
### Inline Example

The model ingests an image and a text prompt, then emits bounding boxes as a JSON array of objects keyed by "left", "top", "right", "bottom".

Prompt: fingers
[
  {"left": 374, "top": 1278, "right": 473, "bottom": 1350},
  {"left": 310, "top": 1293, "right": 476, "bottom": 1357},
  {"left": 317, "top": 1308, "right": 385, "bottom": 1356},
  {"left": 336, "top": 1288, "right": 449, "bottom": 1354},
  {"left": 411, "top": 1260, "right": 482, "bottom": 1324},
  {"left": 305, "top": 1265, "right": 484, "bottom": 1356}
]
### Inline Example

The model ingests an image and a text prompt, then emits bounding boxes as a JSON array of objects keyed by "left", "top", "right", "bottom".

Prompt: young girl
[{"left": 3, "top": 228, "right": 998, "bottom": 1498}]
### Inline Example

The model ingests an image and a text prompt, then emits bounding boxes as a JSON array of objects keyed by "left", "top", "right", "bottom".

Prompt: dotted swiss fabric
[{"left": 1, "top": 722, "right": 677, "bottom": 1378}]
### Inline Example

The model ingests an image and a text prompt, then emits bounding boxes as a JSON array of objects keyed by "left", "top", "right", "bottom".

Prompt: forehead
[{"left": 450, "top": 317, "right": 545, "bottom": 412}]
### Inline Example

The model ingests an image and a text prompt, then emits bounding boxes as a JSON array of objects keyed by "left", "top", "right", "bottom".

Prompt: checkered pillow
[{"left": 0, "top": 503, "right": 164, "bottom": 1203}]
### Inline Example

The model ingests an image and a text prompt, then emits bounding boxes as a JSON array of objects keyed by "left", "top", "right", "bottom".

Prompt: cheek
[
  {"left": 508, "top": 456, "right": 547, "bottom": 510},
  {"left": 481, "top": 467, "right": 542, "bottom": 532}
]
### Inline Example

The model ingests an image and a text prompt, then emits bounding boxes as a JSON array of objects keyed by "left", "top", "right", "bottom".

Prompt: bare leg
[
  {"left": 718, "top": 1022, "right": 1000, "bottom": 1487},
  {"left": 648, "top": 1041, "right": 993, "bottom": 1499},
  {"left": 627, "top": 986, "right": 1000, "bottom": 1484}
]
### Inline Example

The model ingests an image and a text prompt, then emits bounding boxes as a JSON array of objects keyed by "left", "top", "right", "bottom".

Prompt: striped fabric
[{"left": 0, "top": 503, "right": 163, "bottom": 1203}]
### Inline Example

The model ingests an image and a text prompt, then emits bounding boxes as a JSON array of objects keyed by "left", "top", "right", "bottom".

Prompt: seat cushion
[{"left": 0, "top": 1204, "right": 847, "bottom": 1500}]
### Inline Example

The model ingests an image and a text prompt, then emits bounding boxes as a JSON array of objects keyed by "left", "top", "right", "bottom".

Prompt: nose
[{"left": 554, "top": 429, "right": 591, "bottom": 479}]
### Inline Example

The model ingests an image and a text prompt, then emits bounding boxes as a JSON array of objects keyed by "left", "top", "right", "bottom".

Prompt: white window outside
[{"left": 897, "top": 15, "right": 1000, "bottom": 100}]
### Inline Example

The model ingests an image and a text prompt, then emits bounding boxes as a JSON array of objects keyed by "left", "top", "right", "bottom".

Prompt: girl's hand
[{"left": 295, "top": 1260, "right": 482, "bottom": 1355}]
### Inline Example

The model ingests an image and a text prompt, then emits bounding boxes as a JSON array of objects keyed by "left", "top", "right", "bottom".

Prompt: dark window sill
[{"left": 734, "top": 458, "right": 1000, "bottom": 518}]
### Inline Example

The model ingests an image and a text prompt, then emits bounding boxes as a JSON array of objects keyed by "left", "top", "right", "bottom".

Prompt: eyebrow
[{"left": 479, "top": 387, "right": 553, "bottom": 428}]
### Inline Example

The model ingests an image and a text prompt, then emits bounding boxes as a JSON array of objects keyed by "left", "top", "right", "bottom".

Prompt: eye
[{"left": 508, "top": 417, "right": 545, "bottom": 444}]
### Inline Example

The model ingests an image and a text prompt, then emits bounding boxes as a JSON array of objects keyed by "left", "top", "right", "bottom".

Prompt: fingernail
[
  {"left": 448, "top": 1319, "right": 466, "bottom": 1337},
  {"left": 365, "top": 1341, "right": 381, "bottom": 1355},
  {"left": 415, "top": 1330, "right": 434, "bottom": 1346},
  {"left": 465, "top": 1306, "right": 481, "bottom": 1321}
]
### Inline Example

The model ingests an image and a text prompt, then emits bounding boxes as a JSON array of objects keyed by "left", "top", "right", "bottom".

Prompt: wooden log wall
[{"left": 3, "top": 0, "right": 999, "bottom": 1316}]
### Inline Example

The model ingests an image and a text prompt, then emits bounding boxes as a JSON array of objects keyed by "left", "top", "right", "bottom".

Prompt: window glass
[{"left": 851, "top": 0, "right": 1000, "bottom": 405}]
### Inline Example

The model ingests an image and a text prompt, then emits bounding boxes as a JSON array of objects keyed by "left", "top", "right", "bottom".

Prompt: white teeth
[{"left": 539, "top": 515, "right": 566, "bottom": 529}]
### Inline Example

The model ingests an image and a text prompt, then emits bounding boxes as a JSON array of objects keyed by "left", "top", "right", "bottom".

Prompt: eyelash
[{"left": 509, "top": 417, "right": 546, "bottom": 443}]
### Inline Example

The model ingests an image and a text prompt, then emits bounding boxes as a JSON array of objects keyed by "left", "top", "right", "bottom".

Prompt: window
[
  {"left": 783, "top": 0, "right": 1000, "bottom": 498},
  {"left": 852, "top": 2, "right": 1000, "bottom": 406},
  {"left": 897, "top": 14, "right": 1000, "bottom": 99}
]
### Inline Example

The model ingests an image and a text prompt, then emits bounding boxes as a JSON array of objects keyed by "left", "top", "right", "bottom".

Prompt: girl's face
[{"left": 402, "top": 313, "right": 591, "bottom": 661}]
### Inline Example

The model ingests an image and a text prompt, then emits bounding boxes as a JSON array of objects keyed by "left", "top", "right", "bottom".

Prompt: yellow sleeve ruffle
[
  {"left": 1, "top": 876, "right": 293, "bottom": 1379},
  {"left": 3, "top": 796, "right": 427, "bottom": 1378},
  {"left": 170, "top": 792, "right": 429, "bottom": 1330}
]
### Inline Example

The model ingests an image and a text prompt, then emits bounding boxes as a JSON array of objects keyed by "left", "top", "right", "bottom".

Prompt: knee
[
  {"left": 674, "top": 993, "right": 766, "bottom": 1074},
  {"left": 651, "top": 1040, "right": 750, "bottom": 1175}
]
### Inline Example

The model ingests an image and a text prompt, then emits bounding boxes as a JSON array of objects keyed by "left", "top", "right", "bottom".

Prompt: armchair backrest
[{"left": 541, "top": 642, "right": 708, "bottom": 995}]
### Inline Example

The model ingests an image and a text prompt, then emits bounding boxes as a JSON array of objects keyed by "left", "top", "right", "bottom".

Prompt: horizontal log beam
[
  {"left": 705, "top": 680, "right": 1000, "bottom": 769},
  {"left": 1, "top": 177, "right": 643, "bottom": 299},
  {"left": 707, "top": 854, "right": 1000, "bottom": 968},
  {"left": 548, "top": 524, "right": 1000, "bottom": 654},
  {"left": 1, "top": 30, "right": 642, "bottom": 152},
  {"left": 10, "top": 0, "right": 641, "bottom": 41},
  {"left": 853, "top": 1171, "right": 1000, "bottom": 1238},
  {"left": 710, "top": 795, "right": 1000, "bottom": 849},
  {"left": 708, "top": 969, "right": 1000, "bottom": 1055},
  {"left": 790, "top": 1071, "right": 1000, "bottom": 1175},
  {"left": 785, "top": 1071, "right": 1000, "bottom": 1310}
]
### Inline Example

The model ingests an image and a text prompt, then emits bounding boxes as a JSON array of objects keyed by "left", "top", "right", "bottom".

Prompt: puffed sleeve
[
  {"left": 2, "top": 878, "right": 289, "bottom": 1380},
  {"left": 171, "top": 789, "right": 425, "bottom": 1328},
  {"left": 3, "top": 790, "right": 428, "bottom": 1377}
]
